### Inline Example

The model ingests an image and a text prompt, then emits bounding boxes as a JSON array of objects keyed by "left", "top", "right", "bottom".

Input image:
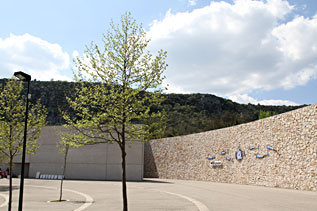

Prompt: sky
[{"left": 0, "top": 0, "right": 317, "bottom": 106}]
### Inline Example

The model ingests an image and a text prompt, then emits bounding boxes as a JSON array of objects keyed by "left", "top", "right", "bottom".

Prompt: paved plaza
[{"left": 0, "top": 178, "right": 316, "bottom": 211}]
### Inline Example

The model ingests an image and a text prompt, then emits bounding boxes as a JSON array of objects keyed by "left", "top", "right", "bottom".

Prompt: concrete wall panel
[
  {"left": 127, "top": 165, "right": 143, "bottom": 181},
  {"left": 67, "top": 144, "right": 108, "bottom": 164},
  {"left": 107, "top": 144, "right": 122, "bottom": 164},
  {"left": 13, "top": 154, "right": 31, "bottom": 163},
  {"left": 20, "top": 126, "right": 144, "bottom": 181},
  {"left": 29, "top": 163, "right": 63, "bottom": 177},
  {"left": 30, "top": 145, "right": 64, "bottom": 163},
  {"left": 106, "top": 164, "right": 122, "bottom": 180},
  {"left": 37, "top": 126, "right": 65, "bottom": 145},
  {"left": 126, "top": 142, "right": 143, "bottom": 165},
  {"left": 65, "top": 164, "right": 106, "bottom": 180}
]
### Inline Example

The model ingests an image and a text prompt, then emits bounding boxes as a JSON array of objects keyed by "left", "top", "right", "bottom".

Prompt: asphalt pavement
[{"left": 0, "top": 178, "right": 316, "bottom": 211}]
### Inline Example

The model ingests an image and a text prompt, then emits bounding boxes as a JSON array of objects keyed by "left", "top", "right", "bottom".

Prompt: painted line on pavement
[
  {"left": 63, "top": 188, "right": 93, "bottom": 211},
  {"left": 27, "top": 185, "right": 94, "bottom": 211},
  {"left": 158, "top": 190, "right": 210, "bottom": 211},
  {"left": 0, "top": 193, "right": 9, "bottom": 208}
]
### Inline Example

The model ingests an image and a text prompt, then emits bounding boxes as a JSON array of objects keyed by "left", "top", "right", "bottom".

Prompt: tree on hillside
[
  {"left": 0, "top": 79, "right": 47, "bottom": 211},
  {"left": 63, "top": 12, "right": 167, "bottom": 211},
  {"left": 258, "top": 110, "right": 274, "bottom": 119}
]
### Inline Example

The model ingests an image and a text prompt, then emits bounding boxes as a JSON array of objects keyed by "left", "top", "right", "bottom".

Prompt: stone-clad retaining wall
[{"left": 144, "top": 105, "right": 317, "bottom": 191}]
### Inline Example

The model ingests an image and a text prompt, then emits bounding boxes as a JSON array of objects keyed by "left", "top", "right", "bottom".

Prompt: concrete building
[{"left": 12, "top": 126, "right": 144, "bottom": 181}]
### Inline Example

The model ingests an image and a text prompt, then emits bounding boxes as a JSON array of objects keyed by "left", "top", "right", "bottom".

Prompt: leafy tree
[
  {"left": 259, "top": 110, "right": 271, "bottom": 119},
  {"left": 63, "top": 12, "right": 167, "bottom": 211},
  {"left": 0, "top": 79, "right": 302, "bottom": 138},
  {"left": 56, "top": 133, "right": 71, "bottom": 202},
  {"left": 56, "top": 128, "right": 91, "bottom": 202},
  {"left": 56, "top": 130, "right": 80, "bottom": 202},
  {"left": 0, "top": 79, "right": 47, "bottom": 211}
]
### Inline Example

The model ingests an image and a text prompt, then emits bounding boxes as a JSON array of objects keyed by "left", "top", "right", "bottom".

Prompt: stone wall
[{"left": 144, "top": 105, "right": 317, "bottom": 191}]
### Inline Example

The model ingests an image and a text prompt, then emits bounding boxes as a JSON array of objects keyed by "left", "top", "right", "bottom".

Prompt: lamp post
[{"left": 14, "top": 71, "right": 31, "bottom": 211}]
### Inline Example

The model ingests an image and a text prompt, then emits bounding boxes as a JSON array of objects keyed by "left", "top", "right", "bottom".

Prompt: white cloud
[
  {"left": 188, "top": 0, "right": 197, "bottom": 7},
  {"left": 228, "top": 94, "right": 298, "bottom": 105},
  {"left": 72, "top": 50, "right": 79, "bottom": 59},
  {"left": 147, "top": 0, "right": 317, "bottom": 105},
  {"left": 0, "top": 33, "right": 71, "bottom": 81}
]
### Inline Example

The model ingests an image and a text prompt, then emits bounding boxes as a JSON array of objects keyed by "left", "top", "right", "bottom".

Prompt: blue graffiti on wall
[
  {"left": 256, "top": 151, "right": 270, "bottom": 159},
  {"left": 235, "top": 148, "right": 244, "bottom": 161},
  {"left": 206, "top": 145, "right": 280, "bottom": 167},
  {"left": 266, "top": 145, "right": 281, "bottom": 156},
  {"left": 210, "top": 161, "right": 222, "bottom": 166},
  {"left": 256, "top": 154, "right": 266, "bottom": 159},
  {"left": 220, "top": 150, "right": 229, "bottom": 155}
]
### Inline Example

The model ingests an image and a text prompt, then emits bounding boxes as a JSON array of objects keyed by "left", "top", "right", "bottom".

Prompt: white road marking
[
  {"left": 63, "top": 188, "right": 93, "bottom": 211},
  {"left": 158, "top": 190, "right": 210, "bottom": 211},
  {"left": 27, "top": 185, "right": 94, "bottom": 211},
  {"left": 0, "top": 193, "right": 9, "bottom": 208}
]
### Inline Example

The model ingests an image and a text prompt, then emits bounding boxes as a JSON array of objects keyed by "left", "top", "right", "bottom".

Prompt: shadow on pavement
[
  {"left": 0, "top": 185, "right": 19, "bottom": 192},
  {"left": 72, "top": 200, "right": 94, "bottom": 204},
  {"left": 142, "top": 179, "right": 173, "bottom": 184}
]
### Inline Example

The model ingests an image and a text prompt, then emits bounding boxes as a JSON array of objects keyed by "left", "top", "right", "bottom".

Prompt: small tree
[
  {"left": 63, "top": 12, "right": 167, "bottom": 211},
  {"left": 0, "top": 79, "right": 47, "bottom": 211},
  {"left": 56, "top": 130, "right": 83, "bottom": 202},
  {"left": 57, "top": 137, "right": 70, "bottom": 202}
]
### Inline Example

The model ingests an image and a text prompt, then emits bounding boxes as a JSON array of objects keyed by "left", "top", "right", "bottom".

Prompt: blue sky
[{"left": 0, "top": 0, "right": 316, "bottom": 105}]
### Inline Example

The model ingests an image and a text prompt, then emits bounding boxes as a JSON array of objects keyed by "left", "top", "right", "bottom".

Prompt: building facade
[{"left": 12, "top": 126, "right": 144, "bottom": 181}]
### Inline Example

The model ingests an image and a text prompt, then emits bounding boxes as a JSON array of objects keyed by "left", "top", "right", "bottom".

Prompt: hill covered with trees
[{"left": 0, "top": 79, "right": 304, "bottom": 137}]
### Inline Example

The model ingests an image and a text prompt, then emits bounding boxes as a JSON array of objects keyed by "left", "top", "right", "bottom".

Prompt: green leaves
[
  {"left": 258, "top": 110, "right": 275, "bottom": 119},
  {"left": 0, "top": 79, "right": 47, "bottom": 159},
  {"left": 64, "top": 12, "right": 167, "bottom": 147}
]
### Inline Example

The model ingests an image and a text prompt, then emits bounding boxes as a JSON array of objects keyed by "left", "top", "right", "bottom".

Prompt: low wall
[{"left": 145, "top": 105, "right": 316, "bottom": 191}]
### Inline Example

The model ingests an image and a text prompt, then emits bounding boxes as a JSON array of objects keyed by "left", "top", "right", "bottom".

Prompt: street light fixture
[
  {"left": 14, "top": 71, "right": 31, "bottom": 211},
  {"left": 14, "top": 72, "right": 31, "bottom": 82}
]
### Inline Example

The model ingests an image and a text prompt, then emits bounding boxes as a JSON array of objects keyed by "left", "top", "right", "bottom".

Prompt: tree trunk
[
  {"left": 59, "top": 145, "right": 69, "bottom": 201},
  {"left": 8, "top": 157, "right": 13, "bottom": 211},
  {"left": 121, "top": 143, "right": 128, "bottom": 211}
]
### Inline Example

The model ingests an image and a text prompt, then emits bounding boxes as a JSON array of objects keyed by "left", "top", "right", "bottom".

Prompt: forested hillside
[
  {"left": 0, "top": 79, "right": 304, "bottom": 137},
  {"left": 161, "top": 93, "right": 303, "bottom": 136}
]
